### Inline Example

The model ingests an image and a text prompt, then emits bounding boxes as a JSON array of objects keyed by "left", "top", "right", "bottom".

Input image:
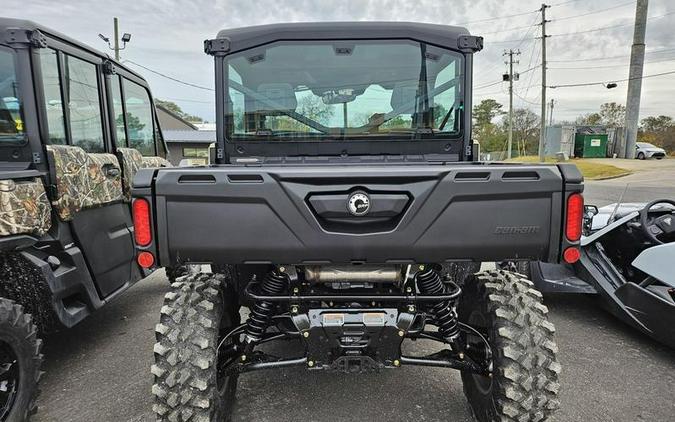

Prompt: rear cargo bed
[{"left": 138, "top": 164, "right": 576, "bottom": 265}]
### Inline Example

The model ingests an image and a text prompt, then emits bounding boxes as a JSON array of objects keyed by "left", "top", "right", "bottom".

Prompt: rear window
[
  {"left": 0, "top": 47, "right": 24, "bottom": 142},
  {"left": 123, "top": 79, "right": 155, "bottom": 156}
]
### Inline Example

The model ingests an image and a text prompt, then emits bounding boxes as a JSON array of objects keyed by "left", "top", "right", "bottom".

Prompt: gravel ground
[{"left": 34, "top": 165, "right": 675, "bottom": 422}]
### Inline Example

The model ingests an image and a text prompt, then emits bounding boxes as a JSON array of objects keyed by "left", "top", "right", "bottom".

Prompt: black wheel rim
[{"left": 0, "top": 340, "right": 19, "bottom": 420}]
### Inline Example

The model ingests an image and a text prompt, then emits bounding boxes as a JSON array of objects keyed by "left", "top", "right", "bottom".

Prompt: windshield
[
  {"left": 0, "top": 47, "right": 24, "bottom": 142},
  {"left": 637, "top": 142, "right": 656, "bottom": 148},
  {"left": 224, "top": 40, "right": 464, "bottom": 141}
]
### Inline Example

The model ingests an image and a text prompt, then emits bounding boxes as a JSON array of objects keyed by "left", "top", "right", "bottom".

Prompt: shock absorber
[
  {"left": 243, "top": 269, "right": 289, "bottom": 347},
  {"left": 415, "top": 265, "right": 462, "bottom": 349}
]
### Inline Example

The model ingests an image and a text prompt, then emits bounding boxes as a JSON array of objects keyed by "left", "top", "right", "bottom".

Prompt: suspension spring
[
  {"left": 244, "top": 269, "right": 289, "bottom": 344},
  {"left": 415, "top": 265, "right": 462, "bottom": 343}
]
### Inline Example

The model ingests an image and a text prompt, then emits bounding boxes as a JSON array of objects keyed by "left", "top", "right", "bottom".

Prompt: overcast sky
[{"left": 5, "top": 0, "right": 674, "bottom": 123}]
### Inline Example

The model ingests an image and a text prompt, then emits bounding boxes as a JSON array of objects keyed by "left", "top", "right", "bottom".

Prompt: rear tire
[
  {"left": 0, "top": 298, "right": 43, "bottom": 422},
  {"left": 458, "top": 270, "right": 560, "bottom": 422},
  {"left": 152, "top": 273, "right": 240, "bottom": 422}
]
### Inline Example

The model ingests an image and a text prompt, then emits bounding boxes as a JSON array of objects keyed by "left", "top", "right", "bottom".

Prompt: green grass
[{"left": 507, "top": 156, "right": 631, "bottom": 180}]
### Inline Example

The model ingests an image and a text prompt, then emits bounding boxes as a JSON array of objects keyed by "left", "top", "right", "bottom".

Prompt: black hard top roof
[
  {"left": 214, "top": 21, "right": 475, "bottom": 53},
  {"left": 0, "top": 17, "right": 146, "bottom": 82}
]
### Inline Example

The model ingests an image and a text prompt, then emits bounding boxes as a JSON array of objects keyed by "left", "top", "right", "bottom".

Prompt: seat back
[{"left": 46, "top": 145, "right": 123, "bottom": 221}]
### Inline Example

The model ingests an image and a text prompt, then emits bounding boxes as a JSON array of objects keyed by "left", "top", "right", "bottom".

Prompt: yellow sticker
[{"left": 14, "top": 119, "right": 24, "bottom": 132}]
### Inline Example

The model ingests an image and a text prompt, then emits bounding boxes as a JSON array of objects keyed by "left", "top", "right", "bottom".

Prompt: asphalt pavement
[{"left": 34, "top": 159, "right": 675, "bottom": 422}]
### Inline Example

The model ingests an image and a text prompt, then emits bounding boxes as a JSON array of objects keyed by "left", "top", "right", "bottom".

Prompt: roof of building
[
  {"left": 156, "top": 104, "right": 199, "bottom": 130},
  {"left": 162, "top": 129, "right": 216, "bottom": 144}
]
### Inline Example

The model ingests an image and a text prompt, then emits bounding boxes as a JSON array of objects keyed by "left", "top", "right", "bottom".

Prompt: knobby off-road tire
[
  {"left": 458, "top": 270, "right": 560, "bottom": 422},
  {"left": 152, "top": 273, "right": 240, "bottom": 422},
  {"left": 0, "top": 298, "right": 43, "bottom": 422}
]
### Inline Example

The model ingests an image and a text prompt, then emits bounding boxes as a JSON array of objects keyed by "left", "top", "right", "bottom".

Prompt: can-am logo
[
  {"left": 494, "top": 226, "right": 540, "bottom": 235},
  {"left": 348, "top": 192, "right": 371, "bottom": 216}
]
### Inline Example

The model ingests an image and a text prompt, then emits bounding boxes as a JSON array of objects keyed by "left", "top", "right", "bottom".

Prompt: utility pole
[
  {"left": 624, "top": 0, "right": 649, "bottom": 158},
  {"left": 538, "top": 3, "right": 550, "bottom": 162},
  {"left": 504, "top": 49, "right": 520, "bottom": 159},
  {"left": 113, "top": 17, "right": 120, "bottom": 61},
  {"left": 549, "top": 99, "right": 555, "bottom": 126},
  {"left": 98, "top": 18, "right": 131, "bottom": 62}
]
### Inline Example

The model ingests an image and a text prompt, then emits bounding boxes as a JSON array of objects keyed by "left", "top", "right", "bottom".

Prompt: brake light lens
[
  {"left": 563, "top": 247, "right": 581, "bottom": 264},
  {"left": 132, "top": 198, "right": 152, "bottom": 246},
  {"left": 565, "top": 193, "right": 584, "bottom": 242},
  {"left": 137, "top": 251, "right": 155, "bottom": 268}
]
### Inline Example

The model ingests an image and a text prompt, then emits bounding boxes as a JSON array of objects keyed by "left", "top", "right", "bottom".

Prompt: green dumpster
[{"left": 574, "top": 133, "right": 608, "bottom": 158}]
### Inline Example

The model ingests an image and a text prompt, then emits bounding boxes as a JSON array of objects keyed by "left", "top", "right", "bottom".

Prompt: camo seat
[
  {"left": 46, "top": 145, "right": 123, "bottom": 221},
  {"left": 116, "top": 148, "right": 171, "bottom": 201},
  {"left": 0, "top": 178, "right": 52, "bottom": 236}
]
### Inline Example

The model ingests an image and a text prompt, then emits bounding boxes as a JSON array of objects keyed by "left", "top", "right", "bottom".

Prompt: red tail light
[
  {"left": 132, "top": 198, "right": 152, "bottom": 246},
  {"left": 565, "top": 193, "right": 584, "bottom": 242},
  {"left": 563, "top": 247, "right": 581, "bottom": 264},
  {"left": 137, "top": 251, "right": 155, "bottom": 268}
]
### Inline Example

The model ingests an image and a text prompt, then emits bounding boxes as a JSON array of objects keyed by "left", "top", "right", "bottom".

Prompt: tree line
[{"left": 472, "top": 99, "right": 673, "bottom": 156}]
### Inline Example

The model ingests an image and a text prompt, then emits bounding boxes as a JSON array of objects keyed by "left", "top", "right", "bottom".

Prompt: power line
[
  {"left": 549, "top": 69, "right": 675, "bottom": 88},
  {"left": 550, "top": 11, "right": 675, "bottom": 37},
  {"left": 551, "top": 1, "right": 636, "bottom": 22},
  {"left": 453, "top": 9, "right": 538, "bottom": 26},
  {"left": 548, "top": 47, "right": 675, "bottom": 63},
  {"left": 123, "top": 60, "right": 214, "bottom": 91},
  {"left": 474, "top": 80, "right": 504, "bottom": 90},
  {"left": 549, "top": 56, "right": 675, "bottom": 70}
]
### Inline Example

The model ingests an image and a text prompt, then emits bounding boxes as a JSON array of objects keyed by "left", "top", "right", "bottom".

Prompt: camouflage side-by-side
[
  {"left": 117, "top": 148, "right": 172, "bottom": 201},
  {"left": 46, "top": 145, "right": 123, "bottom": 221},
  {"left": 0, "top": 178, "right": 52, "bottom": 236}
]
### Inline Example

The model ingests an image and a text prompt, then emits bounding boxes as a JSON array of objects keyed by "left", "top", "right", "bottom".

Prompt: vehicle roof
[
  {"left": 0, "top": 17, "right": 147, "bottom": 83},
  {"left": 215, "top": 21, "right": 472, "bottom": 53}
]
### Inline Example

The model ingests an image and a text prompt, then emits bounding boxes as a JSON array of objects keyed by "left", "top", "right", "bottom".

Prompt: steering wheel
[{"left": 639, "top": 199, "right": 675, "bottom": 244}]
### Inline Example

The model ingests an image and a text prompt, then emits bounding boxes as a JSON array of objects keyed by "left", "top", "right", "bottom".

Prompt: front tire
[
  {"left": 152, "top": 273, "right": 240, "bottom": 422},
  {"left": 458, "top": 270, "right": 560, "bottom": 422},
  {"left": 0, "top": 298, "right": 43, "bottom": 422},
  {"left": 637, "top": 152, "right": 645, "bottom": 160}
]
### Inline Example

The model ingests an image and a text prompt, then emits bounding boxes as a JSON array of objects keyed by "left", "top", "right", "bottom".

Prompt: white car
[{"left": 635, "top": 142, "right": 666, "bottom": 160}]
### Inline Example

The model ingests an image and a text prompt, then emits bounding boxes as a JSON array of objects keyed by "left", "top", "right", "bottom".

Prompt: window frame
[
  {"left": 34, "top": 36, "right": 111, "bottom": 153},
  {"left": 120, "top": 76, "right": 158, "bottom": 156},
  {"left": 61, "top": 53, "right": 107, "bottom": 153},
  {"left": 215, "top": 38, "right": 471, "bottom": 162},
  {"left": 0, "top": 45, "right": 28, "bottom": 146}
]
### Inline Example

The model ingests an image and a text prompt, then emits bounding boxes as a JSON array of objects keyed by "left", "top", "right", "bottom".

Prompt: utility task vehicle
[
  {"left": 0, "top": 18, "right": 169, "bottom": 420},
  {"left": 504, "top": 197, "right": 675, "bottom": 348},
  {"left": 138, "top": 22, "right": 583, "bottom": 422}
]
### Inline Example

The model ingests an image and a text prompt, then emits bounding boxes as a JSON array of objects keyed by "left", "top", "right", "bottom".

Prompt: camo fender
[
  {"left": 46, "top": 145, "right": 123, "bottom": 221},
  {"left": 0, "top": 178, "right": 52, "bottom": 237}
]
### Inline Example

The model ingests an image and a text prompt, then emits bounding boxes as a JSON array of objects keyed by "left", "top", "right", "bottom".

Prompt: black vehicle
[
  {"left": 136, "top": 22, "right": 583, "bottom": 422},
  {"left": 0, "top": 18, "right": 169, "bottom": 420},
  {"left": 507, "top": 199, "right": 675, "bottom": 349}
]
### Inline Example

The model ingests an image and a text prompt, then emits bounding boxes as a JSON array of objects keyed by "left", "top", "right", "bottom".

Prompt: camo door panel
[
  {"left": 46, "top": 145, "right": 123, "bottom": 221},
  {"left": 117, "top": 148, "right": 171, "bottom": 201},
  {"left": 0, "top": 178, "right": 52, "bottom": 236}
]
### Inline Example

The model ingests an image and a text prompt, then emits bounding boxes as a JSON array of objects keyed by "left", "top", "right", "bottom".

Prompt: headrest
[{"left": 254, "top": 83, "right": 297, "bottom": 112}]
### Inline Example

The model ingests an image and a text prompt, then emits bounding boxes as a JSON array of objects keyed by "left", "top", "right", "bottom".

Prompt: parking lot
[{"left": 35, "top": 159, "right": 675, "bottom": 422}]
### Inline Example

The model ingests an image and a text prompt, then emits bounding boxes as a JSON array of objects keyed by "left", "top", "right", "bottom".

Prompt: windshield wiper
[{"left": 438, "top": 105, "right": 455, "bottom": 131}]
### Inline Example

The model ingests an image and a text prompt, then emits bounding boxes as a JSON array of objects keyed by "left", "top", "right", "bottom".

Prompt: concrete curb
[{"left": 588, "top": 171, "right": 632, "bottom": 181}]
